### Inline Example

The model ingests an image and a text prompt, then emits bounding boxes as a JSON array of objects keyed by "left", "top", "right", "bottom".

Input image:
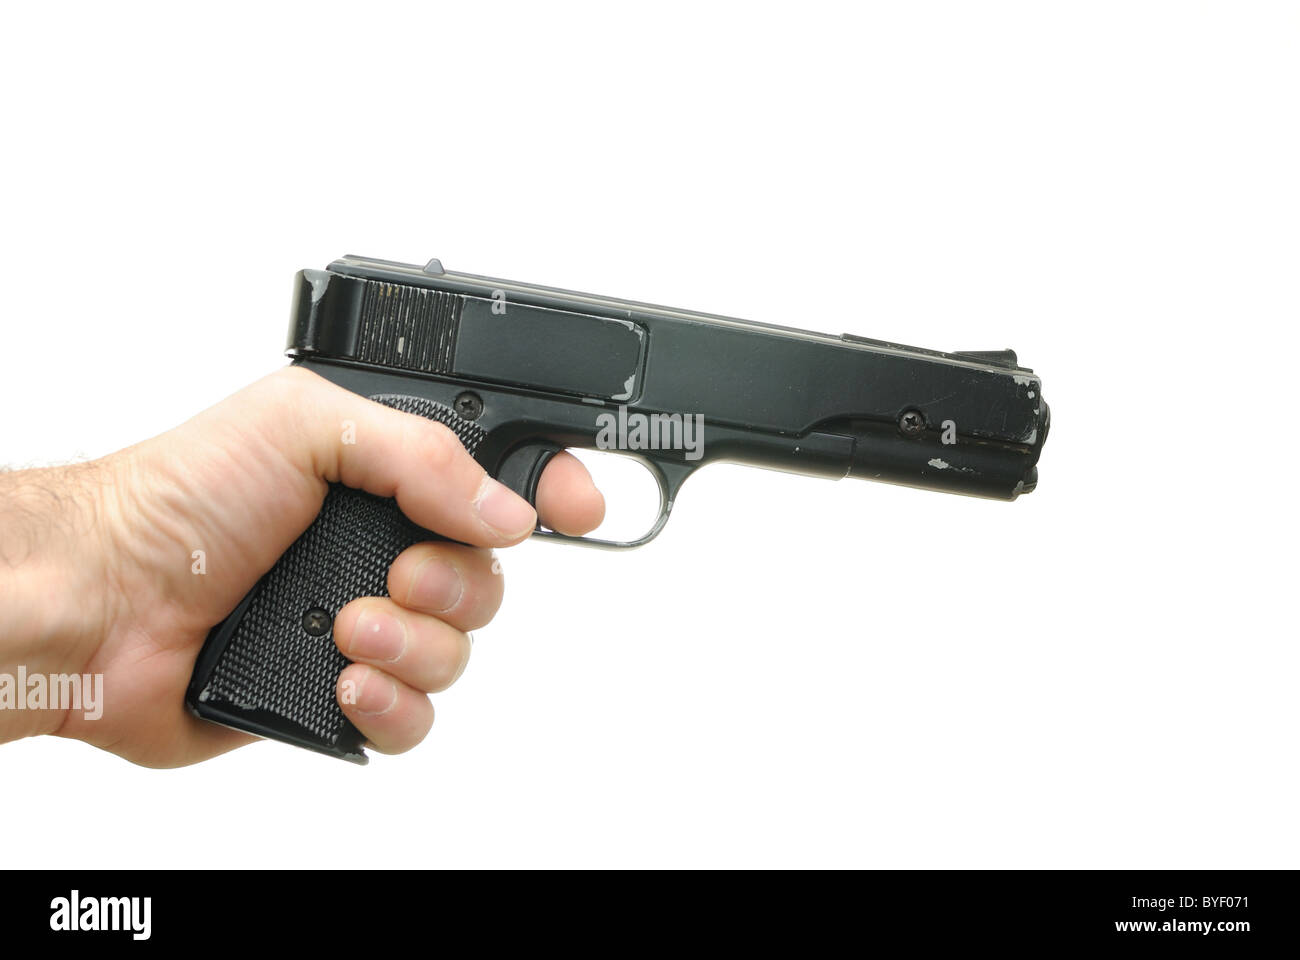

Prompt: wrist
[{"left": 0, "top": 460, "right": 122, "bottom": 738}]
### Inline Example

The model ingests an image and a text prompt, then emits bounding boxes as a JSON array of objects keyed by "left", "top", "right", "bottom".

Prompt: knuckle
[
  {"left": 427, "top": 661, "right": 457, "bottom": 692},
  {"left": 427, "top": 635, "right": 470, "bottom": 691},
  {"left": 419, "top": 420, "right": 462, "bottom": 471},
  {"left": 480, "top": 575, "right": 506, "bottom": 615}
]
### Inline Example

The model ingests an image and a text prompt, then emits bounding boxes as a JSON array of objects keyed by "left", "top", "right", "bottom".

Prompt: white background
[{"left": 1, "top": 2, "right": 1296, "bottom": 868}]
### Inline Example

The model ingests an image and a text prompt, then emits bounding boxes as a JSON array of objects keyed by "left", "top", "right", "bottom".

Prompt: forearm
[{"left": 0, "top": 461, "right": 118, "bottom": 741}]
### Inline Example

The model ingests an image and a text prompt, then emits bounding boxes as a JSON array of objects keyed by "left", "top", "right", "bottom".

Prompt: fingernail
[
  {"left": 354, "top": 668, "right": 398, "bottom": 715},
  {"left": 349, "top": 608, "right": 407, "bottom": 662},
  {"left": 475, "top": 477, "right": 536, "bottom": 539},
  {"left": 407, "top": 556, "right": 463, "bottom": 613}
]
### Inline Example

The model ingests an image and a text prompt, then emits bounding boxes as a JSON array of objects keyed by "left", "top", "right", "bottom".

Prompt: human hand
[{"left": 0, "top": 366, "right": 604, "bottom": 766}]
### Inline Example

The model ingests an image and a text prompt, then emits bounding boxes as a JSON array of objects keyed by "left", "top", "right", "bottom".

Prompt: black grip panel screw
[
  {"left": 898, "top": 409, "right": 927, "bottom": 437},
  {"left": 454, "top": 391, "right": 484, "bottom": 420},
  {"left": 302, "top": 607, "right": 332, "bottom": 637}
]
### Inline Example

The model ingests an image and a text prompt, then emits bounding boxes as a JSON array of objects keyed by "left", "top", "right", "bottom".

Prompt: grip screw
[
  {"left": 898, "top": 409, "right": 927, "bottom": 438},
  {"left": 454, "top": 391, "right": 484, "bottom": 420},
  {"left": 302, "top": 607, "right": 332, "bottom": 637}
]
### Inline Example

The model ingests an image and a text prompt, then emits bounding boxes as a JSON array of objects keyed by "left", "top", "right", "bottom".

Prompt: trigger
[{"left": 495, "top": 441, "right": 566, "bottom": 511}]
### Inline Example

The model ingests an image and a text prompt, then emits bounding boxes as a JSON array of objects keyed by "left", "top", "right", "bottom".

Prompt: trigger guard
[{"left": 496, "top": 441, "right": 566, "bottom": 513}]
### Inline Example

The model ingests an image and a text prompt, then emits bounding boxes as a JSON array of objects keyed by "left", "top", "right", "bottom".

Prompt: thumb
[{"left": 247, "top": 366, "right": 538, "bottom": 546}]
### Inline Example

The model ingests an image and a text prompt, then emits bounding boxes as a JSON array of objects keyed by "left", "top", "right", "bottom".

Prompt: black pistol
[{"left": 187, "top": 255, "right": 1050, "bottom": 762}]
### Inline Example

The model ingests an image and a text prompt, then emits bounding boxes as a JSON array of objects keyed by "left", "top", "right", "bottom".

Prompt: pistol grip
[{"left": 185, "top": 394, "right": 487, "bottom": 763}]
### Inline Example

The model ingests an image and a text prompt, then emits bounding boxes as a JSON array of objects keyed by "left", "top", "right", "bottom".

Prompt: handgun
[{"left": 186, "top": 255, "right": 1050, "bottom": 762}]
